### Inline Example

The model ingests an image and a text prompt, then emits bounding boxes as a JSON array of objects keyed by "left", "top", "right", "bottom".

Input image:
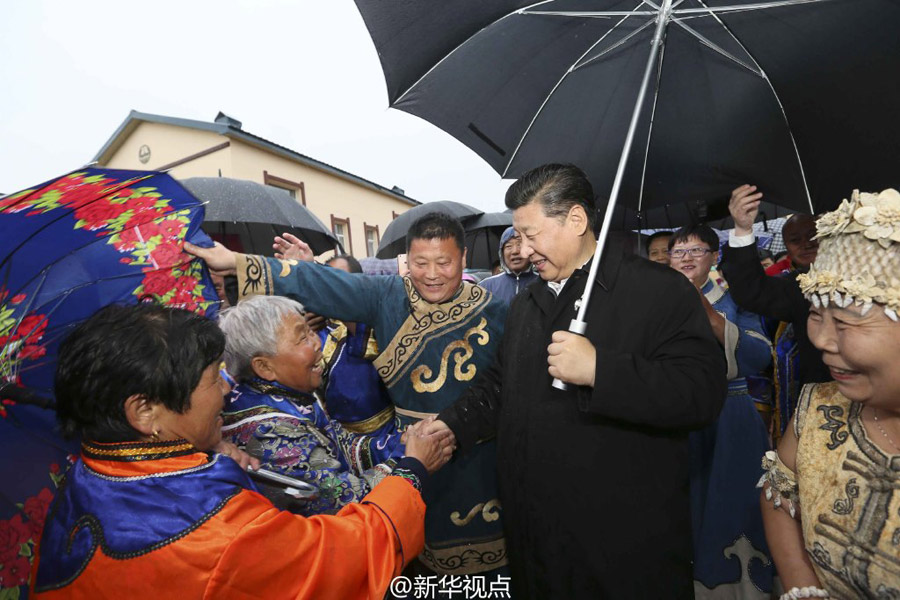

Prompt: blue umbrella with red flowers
[
  {"left": 0, "top": 167, "right": 221, "bottom": 598},
  {"left": 0, "top": 167, "right": 220, "bottom": 398}
]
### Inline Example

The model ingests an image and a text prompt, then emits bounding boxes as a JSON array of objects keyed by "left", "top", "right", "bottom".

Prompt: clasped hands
[{"left": 402, "top": 416, "right": 456, "bottom": 474}]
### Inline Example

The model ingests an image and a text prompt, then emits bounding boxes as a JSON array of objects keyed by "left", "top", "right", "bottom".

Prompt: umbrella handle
[{"left": 551, "top": 318, "right": 588, "bottom": 391}]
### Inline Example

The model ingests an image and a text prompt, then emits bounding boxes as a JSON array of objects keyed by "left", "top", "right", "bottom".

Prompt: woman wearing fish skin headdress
[{"left": 759, "top": 189, "right": 900, "bottom": 599}]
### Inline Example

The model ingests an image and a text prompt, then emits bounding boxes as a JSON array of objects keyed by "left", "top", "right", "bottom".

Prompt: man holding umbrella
[{"left": 432, "top": 164, "right": 726, "bottom": 598}]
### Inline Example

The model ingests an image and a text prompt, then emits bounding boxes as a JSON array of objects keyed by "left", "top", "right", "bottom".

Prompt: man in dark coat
[
  {"left": 432, "top": 164, "right": 727, "bottom": 599},
  {"left": 720, "top": 184, "right": 829, "bottom": 386}
]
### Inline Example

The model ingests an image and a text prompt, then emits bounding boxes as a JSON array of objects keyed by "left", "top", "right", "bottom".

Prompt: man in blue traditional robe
[{"left": 187, "top": 213, "right": 509, "bottom": 576}]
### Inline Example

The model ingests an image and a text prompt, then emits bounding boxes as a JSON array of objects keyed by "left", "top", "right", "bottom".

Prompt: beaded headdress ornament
[{"left": 797, "top": 189, "right": 900, "bottom": 321}]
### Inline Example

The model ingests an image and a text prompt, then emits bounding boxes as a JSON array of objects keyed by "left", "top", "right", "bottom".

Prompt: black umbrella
[
  {"left": 354, "top": 0, "right": 900, "bottom": 216},
  {"left": 376, "top": 200, "right": 483, "bottom": 259},
  {"left": 356, "top": 0, "right": 900, "bottom": 388},
  {"left": 465, "top": 211, "right": 513, "bottom": 270},
  {"left": 615, "top": 195, "right": 795, "bottom": 231},
  {"left": 181, "top": 177, "right": 340, "bottom": 256}
]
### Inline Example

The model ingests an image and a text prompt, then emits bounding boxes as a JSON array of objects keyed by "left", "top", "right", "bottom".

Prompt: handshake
[{"left": 401, "top": 416, "right": 456, "bottom": 474}]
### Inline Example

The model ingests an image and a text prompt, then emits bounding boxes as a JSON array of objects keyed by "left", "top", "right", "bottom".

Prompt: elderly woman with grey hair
[{"left": 218, "top": 295, "right": 446, "bottom": 516}]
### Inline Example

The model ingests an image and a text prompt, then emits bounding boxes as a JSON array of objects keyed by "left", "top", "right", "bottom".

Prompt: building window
[
  {"left": 263, "top": 170, "right": 306, "bottom": 206},
  {"left": 331, "top": 215, "right": 352, "bottom": 255},
  {"left": 364, "top": 223, "right": 380, "bottom": 257}
]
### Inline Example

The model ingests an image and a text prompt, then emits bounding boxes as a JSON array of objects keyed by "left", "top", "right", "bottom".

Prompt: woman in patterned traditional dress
[
  {"left": 218, "top": 294, "right": 411, "bottom": 515},
  {"left": 759, "top": 189, "right": 900, "bottom": 599}
]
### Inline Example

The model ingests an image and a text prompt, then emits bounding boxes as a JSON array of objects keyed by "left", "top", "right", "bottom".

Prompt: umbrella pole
[{"left": 553, "top": 0, "right": 673, "bottom": 390}]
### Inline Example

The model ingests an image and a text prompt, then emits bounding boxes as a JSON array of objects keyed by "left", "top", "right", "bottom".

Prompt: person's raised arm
[
  {"left": 185, "top": 241, "right": 238, "bottom": 275},
  {"left": 189, "top": 239, "right": 389, "bottom": 325},
  {"left": 731, "top": 184, "right": 762, "bottom": 238},
  {"left": 273, "top": 232, "right": 314, "bottom": 262},
  {"left": 720, "top": 185, "right": 807, "bottom": 323}
]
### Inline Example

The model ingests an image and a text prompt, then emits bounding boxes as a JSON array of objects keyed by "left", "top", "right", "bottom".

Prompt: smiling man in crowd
[
  {"left": 644, "top": 230, "right": 673, "bottom": 265},
  {"left": 186, "top": 212, "right": 510, "bottom": 578},
  {"left": 431, "top": 163, "right": 726, "bottom": 599},
  {"left": 479, "top": 226, "right": 538, "bottom": 305}
]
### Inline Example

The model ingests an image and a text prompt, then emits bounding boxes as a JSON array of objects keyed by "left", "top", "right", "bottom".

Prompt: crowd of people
[{"left": 21, "top": 163, "right": 900, "bottom": 599}]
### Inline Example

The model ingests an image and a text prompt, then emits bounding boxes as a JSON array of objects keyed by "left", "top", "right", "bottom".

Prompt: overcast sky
[{"left": 0, "top": 1, "right": 513, "bottom": 211}]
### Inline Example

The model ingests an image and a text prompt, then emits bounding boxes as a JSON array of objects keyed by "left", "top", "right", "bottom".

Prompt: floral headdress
[{"left": 797, "top": 189, "right": 900, "bottom": 321}]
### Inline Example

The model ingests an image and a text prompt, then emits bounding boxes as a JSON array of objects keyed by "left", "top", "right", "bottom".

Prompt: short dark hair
[
  {"left": 406, "top": 212, "right": 465, "bottom": 253},
  {"left": 504, "top": 163, "right": 597, "bottom": 231},
  {"left": 55, "top": 304, "right": 225, "bottom": 442},
  {"left": 668, "top": 224, "right": 720, "bottom": 253},
  {"left": 326, "top": 254, "right": 363, "bottom": 273},
  {"left": 783, "top": 212, "right": 816, "bottom": 231},
  {"left": 644, "top": 230, "right": 673, "bottom": 254},
  {"left": 757, "top": 248, "right": 774, "bottom": 261}
]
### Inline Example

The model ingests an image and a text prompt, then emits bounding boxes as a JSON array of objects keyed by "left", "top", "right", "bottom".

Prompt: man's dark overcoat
[{"left": 440, "top": 247, "right": 726, "bottom": 599}]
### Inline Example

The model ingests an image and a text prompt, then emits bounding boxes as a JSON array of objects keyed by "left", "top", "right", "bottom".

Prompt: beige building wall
[
  {"left": 102, "top": 122, "right": 234, "bottom": 177},
  {"left": 227, "top": 141, "right": 410, "bottom": 258},
  {"left": 99, "top": 119, "right": 413, "bottom": 258}
]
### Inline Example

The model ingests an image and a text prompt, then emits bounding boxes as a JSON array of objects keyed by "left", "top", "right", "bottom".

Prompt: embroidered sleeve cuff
[
  {"left": 235, "top": 253, "right": 274, "bottom": 301},
  {"left": 392, "top": 457, "right": 427, "bottom": 496}
]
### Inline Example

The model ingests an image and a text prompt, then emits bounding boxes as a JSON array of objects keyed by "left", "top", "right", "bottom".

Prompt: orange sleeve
[{"left": 207, "top": 476, "right": 425, "bottom": 600}]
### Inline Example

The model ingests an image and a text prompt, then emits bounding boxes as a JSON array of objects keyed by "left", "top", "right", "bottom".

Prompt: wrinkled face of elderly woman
[
  {"left": 808, "top": 303, "right": 900, "bottom": 408},
  {"left": 258, "top": 311, "right": 324, "bottom": 392}
]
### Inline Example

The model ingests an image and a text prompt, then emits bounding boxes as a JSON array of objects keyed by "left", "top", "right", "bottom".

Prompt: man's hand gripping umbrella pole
[{"left": 551, "top": 0, "right": 672, "bottom": 390}]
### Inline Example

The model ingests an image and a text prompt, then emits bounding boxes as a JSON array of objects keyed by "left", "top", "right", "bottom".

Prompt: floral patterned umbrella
[
  {"left": 0, "top": 167, "right": 220, "bottom": 597},
  {"left": 0, "top": 167, "right": 220, "bottom": 397}
]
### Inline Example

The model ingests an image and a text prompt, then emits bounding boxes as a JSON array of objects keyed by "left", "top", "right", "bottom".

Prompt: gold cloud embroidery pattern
[{"left": 410, "top": 318, "right": 489, "bottom": 393}]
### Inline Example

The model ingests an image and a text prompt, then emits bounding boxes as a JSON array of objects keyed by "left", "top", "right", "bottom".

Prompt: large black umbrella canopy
[
  {"left": 181, "top": 177, "right": 340, "bottom": 256},
  {"left": 615, "top": 193, "right": 798, "bottom": 231},
  {"left": 465, "top": 211, "right": 513, "bottom": 269},
  {"left": 377, "top": 200, "right": 483, "bottom": 259},
  {"left": 354, "top": 0, "right": 900, "bottom": 216}
]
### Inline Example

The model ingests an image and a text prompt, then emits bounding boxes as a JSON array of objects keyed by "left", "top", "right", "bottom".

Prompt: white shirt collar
[{"left": 546, "top": 256, "right": 593, "bottom": 297}]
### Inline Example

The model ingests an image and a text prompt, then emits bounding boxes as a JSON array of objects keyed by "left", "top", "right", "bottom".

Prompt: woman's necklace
[{"left": 872, "top": 407, "right": 900, "bottom": 453}]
